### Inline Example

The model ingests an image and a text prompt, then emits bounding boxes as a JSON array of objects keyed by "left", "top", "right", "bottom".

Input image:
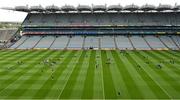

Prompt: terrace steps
[
  {"left": 98, "top": 37, "right": 101, "bottom": 49},
  {"left": 143, "top": 36, "right": 153, "bottom": 50},
  {"left": 82, "top": 36, "right": 85, "bottom": 49},
  {"left": 48, "top": 36, "right": 56, "bottom": 49},
  {"left": 128, "top": 36, "right": 135, "bottom": 50},
  {"left": 15, "top": 36, "right": 29, "bottom": 49},
  {"left": 158, "top": 36, "right": 170, "bottom": 50},
  {"left": 170, "top": 36, "right": 180, "bottom": 50},
  {"left": 32, "top": 36, "right": 43, "bottom": 49},
  {"left": 114, "top": 36, "right": 118, "bottom": 49},
  {"left": 65, "top": 37, "right": 71, "bottom": 49}
]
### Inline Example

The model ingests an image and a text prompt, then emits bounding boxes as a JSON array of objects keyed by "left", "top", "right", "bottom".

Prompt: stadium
[{"left": 0, "top": 2, "right": 180, "bottom": 99}]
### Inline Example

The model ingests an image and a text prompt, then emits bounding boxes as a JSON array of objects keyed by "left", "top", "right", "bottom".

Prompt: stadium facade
[{"left": 2, "top": 4, "right": 180, "bottom": 50}]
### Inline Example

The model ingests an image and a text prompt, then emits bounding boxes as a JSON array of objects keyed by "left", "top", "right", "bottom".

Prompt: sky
[{"left": 0, "top": 0, "right": 180, "bottom": 22}]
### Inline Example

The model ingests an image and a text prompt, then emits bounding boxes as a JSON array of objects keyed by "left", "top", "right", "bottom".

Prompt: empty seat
[
  {"left": 144, "top": 36, "right": 166, "bottom": 49},
  {"left": 116, "top": 36, "right": 133, "bottom": 50},
  {"left": 18, "top": 36, "right": 42, "bottom": 49},
  {"left": 10, "top": 36, "right": 28, "bottom": 48},
  {"left": 101, "top": 36, "right": 115, "bottom": 48},
  {"left": 84, "top": 36, "right": 99, "bottom": 49},
  {"left": 130, "top": 36, "right": 150, "bottom": 50},
  {"left": 50, "top": 36, "right": 69, "bottom": 49},
  {"left": 35, "top": 36, "right": 55, "bottom": 49},
  {"left": 67, "top": 36, "right": 84, "bottom": 49}
]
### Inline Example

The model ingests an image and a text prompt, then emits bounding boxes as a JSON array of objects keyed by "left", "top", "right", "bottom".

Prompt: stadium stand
[
  {"left": 84, "top": 36, "right": 99, "bottom": 49},
  {"left": 10, "top": 36, "right": 28, "bottom": 49},
  {"left": 67, "top": 36, "right": 84, "bottom": 49},
  {"left": 171, "top": 35, "right": 180, "bottom": 48},
  {"left": 18, "top": 36, "right": 42, "bottom": 49},
  {"left": 101, "top": 36, "right": 116, "bottom": 49},
  {"left": 2, "top": 4, "right": 179, "bottom": 50},
  {"left": 34, "top": 36, "right": 55, "bottom": 49},
  {"left": 159, "top": 36, "right": 179, "bottom": 50},
  {"left": 115, "top": 36, "right": 133, "bottom": 50},
  {"left": 0, "top": 29, "right": 17, "bottom": 47},
  {"left": 144, "top": 36, "right": 167, "bottom": 50},
  {"left": 50, "top": 36, "right": 69, "bottom": 49},
  {"left": 129, "top": 36, "right": 151, "bottom": 50}
]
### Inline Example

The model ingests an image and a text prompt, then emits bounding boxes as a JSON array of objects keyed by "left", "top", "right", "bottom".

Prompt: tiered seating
[
  {"left": 50, "top": 36, "right": 69, "bottom": 49},
  {"left": 18, "top": 36, "right": 42, "bottom": 49},
  {"left": 67, "top": 36, "right": 83, "bottom": 49},
  {"left": 22, "top": 13, "right": 180, "bottom": 26},
  {"left": 159, "top": 36, "right": 178, "bottom": 50},
  {"left": 101, "top": 36, "right": 115, "bottom": 49},
  {"left": 10, "top": 36, "right": 28, "bottom": 48},
  {"left": 130, "top": 36, "right": 150, "bottom": 50},
  {"left": 116, "top": 36, "right": 133, "bottom": 50},
  {"left": 34, "top": 36, "right": 54, "bottom": 49},
  {"left": 9, "top": 35, "right": 180, "bottom": 50},
  {"left": 144, "top": 36, "right": 166, "bottom": 49},
  {"left": 171, "top": 36, "right": 180, "bottom": 48},
  {"left": 84, "top": 36, "right": 99, "bottom": 49}
]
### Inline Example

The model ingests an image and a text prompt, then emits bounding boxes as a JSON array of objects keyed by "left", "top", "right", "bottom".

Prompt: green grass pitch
[{"left": 0, "top": 49, "right": 180, "bottom": 99}]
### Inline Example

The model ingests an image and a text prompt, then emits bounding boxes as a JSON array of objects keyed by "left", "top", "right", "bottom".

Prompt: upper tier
[{"left": 22, "top": 12, "right": 180, "bottom": 27}]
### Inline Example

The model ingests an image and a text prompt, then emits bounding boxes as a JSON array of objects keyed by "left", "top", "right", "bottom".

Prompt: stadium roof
[
  {"left": 61, "top": 5, "right": 76, "bottom": 12},
  {"left": 15, "top": 6, "right": 29, "bottom": 12},
  {"left": 2, "top": 4, "right": 180, "bottom": 13},
  {"left": 107, "top": 5, "right": 123, "bottom": 11},
  {"left": 140, "top": 4, "right": 156, "bottom": 11},
  {"left": 124, "top": 4, "right": 139, "bottom": 11},
  {"left": 45, "top": 5, "right": 60, "bottom": 12},
  {"left": 30, "top": 5, "right": 45, "bottom": 12},
  {"left": 92, "top": 5, "right": 106, "bottom": 11},
  {"left": 156, "top": 4, "right": 172, "bottom": 11},
  {"left": 173, "top": 5, "right": 180, "bottom": 11},
  {"left": 77, "top": 5, "right": 91, "bottom": 11}
]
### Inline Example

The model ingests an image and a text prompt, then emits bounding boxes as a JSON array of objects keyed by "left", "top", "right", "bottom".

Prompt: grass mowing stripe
[
  {"left": 119, "top": 51, "right": 156, "bottom": 98},
  {"left": 0, "top": 50, "right": 18, "bottom": 56},
  {"left": 6, "top": 50, "right": 57, "bottom": 98},
  {"left": 48, "top": 51, "right": 81, "bottom": 99},
  {"left": 70, "top": 51, "right": 90, "bottom": 98},
  {"left": 124, "top": 51, "right": 157, "bottom": 98},
  {"left": 139, "top": 51, "right": 180, "bottom": 98},
  {"left": 127, "top": 51, "right": 170, "bottom": 99},
  {"left": 147, "top": 51, "right": 180, "bottom": 84},
  {"left": 166, "top": 50, "right": 180, "bottom": 58},
  {"left": 0, "top": 51, "right": 41, "bottom": 77},
  {"left": 100, "top": 50, "right": 117, "bottom": 99},
  {"left": 0, "top": 50, "right": 42, "bottom": 89},
  {"left": 111, "top": 50, "right": 143, "bottom": 99},
  {"left": 108, "top": 50, "right": 130, "bottom": 98},
  {"left": 133, "top": 51, "right": 172, "bottom": 99},
  {"left": 59, "top": 51, "right": 86, "bottom": 99},
  {"left": 168, "top": 51, "right": 180, "bottom": 57},
  {"left": 90, "top": 50, "right": 104, "bottom": 99},
  {"left": 149, "top": 51, "right": 180, "bottom": 80},
  {"left": 155, "top": 51, "right": 180, "bottom": 75},
  {"left": 95, "top": 51, "right": 105, "bottom": 99},
  {"left": 165, "top": 51, "right": 180, "bottom": 68},
  {"left": 0, "top": 50, "right": 47, "bottom": 98},
  {"left": 0, "top": 49, "right": 24, "bottom": 55},
  {"left": 32, "top": 51, "right": 76, "bottom": 98},
  {"left": 81, "top": 50, "right": 95, "bottom": 99},
  {"left": 21, "top": 50, "right": 69, "bottom": 99},
  {"left": 0, "top": 50, "right": 35, "bottom": 78},
  {"left": 0, "top": 50, "right": 23, "bottom": 61}
]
